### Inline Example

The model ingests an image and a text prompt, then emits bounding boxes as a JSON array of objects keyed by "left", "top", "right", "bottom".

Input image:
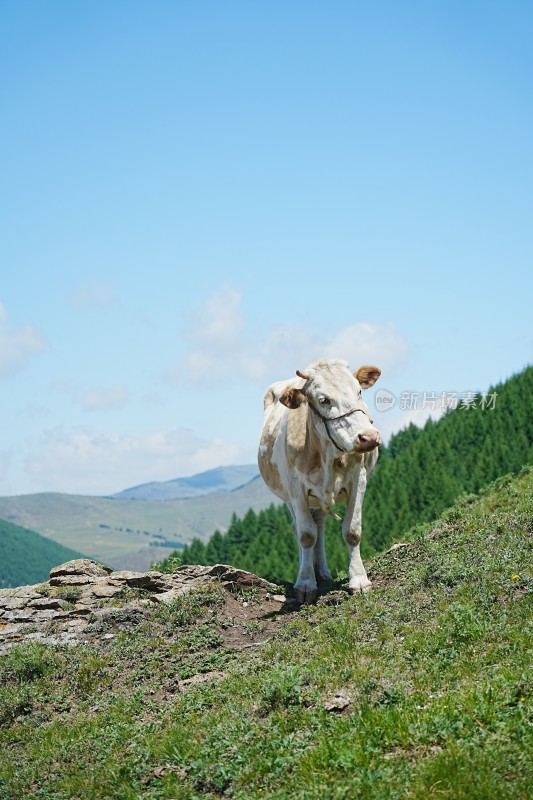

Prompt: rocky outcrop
[{"left": 0, "top": 559, "right": 282, "bottom": 656}]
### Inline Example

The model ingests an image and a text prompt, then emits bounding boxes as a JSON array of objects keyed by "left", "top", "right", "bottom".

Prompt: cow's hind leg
[
  {"left": 312, "top": 509, "right": 333, "bottom": 586},
  {"left": 292, "top": 500, "right": 319, "bottom": 604}
]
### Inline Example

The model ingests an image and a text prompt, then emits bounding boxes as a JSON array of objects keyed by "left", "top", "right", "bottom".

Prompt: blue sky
[{"left": 1, "top": 1, "right": 531, "bottom": 495}]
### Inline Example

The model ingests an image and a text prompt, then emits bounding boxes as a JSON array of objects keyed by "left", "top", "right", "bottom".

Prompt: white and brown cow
[{"left": 258, "top": 358, "right": 381, "bottom": 603}]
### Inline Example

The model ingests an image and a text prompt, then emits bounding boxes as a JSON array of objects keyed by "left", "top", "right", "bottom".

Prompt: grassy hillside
[
  {"left": 0, "top": 466, "right": 531, "bottom": 799},
  {"left": 0, "top": 476, "right": 278, "bottom": 572},
  {"left": 0, "top": 519, "right": 84, "bottom": 588}
]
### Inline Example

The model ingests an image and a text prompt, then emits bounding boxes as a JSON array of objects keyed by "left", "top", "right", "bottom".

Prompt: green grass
[{"left": 0, "top": 467, "right": 531, "bottom": 799}]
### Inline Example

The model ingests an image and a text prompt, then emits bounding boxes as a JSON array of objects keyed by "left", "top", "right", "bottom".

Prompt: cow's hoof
[
  {"left": 348, "top": 578, "right": 372, "bottom": 594},
  {"left": 294, "top": 587, "right": 318, "bottom": 604},
  {"left": 317, "top": 572, "right": 334, "bottom": 587}
]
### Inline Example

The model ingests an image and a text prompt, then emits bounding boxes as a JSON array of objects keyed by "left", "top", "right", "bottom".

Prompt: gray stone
[
  {"left": 0, "top": 591, "right": 43, "bottom": 611},
  {"left": 207, "top": 564, "right": 274, "bottom": 590},
  {"left": 49, "top": 559, "right": 112, "bottom": 582},
  {"left": 151, "top": 587, "right": 191, "bottom": 604},
  {"left": 109, "top": 570, "right": 171, "bottom": 591},
  {"left": 324, "top": 689, "right": 353, "bottom": 713},
  {"left": 49, "top": 575, "right": 98, "bottom": 587},
  {"left": 88, "top": 584, "right": 125, "bottom": 599},
  {"left": 28, "top": 597, "right": 71, "bottom": 611}
]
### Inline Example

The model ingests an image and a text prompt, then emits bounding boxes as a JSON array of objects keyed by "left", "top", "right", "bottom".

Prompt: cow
[{"left": 258, "top": 358, "right": 381, "bottom": 603}]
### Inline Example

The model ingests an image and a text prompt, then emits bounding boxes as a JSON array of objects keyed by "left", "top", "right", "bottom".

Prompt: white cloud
[
  {"left": 82, "top": 386, "right": 130, "bottom": 411},
  {"left": 323, "top": 322, "right": 408, "bottom": 375},
  {"left": 25, "top": 427, "right": 244, "bottom": 495},
  {"left": 0, "top": 301, "right": 45, "bottom": 378},
  {"left": 53, "top": 381, "right": 131, "bottom": 412},
  {"left": 187, "top": 285, "right": 243, "bottom": 348},
  {"left": 174, "top": 287, "right": 409, "bottom": 386},
  {"left": 70, "top": 280, "right": 117, "bottom": 310}
]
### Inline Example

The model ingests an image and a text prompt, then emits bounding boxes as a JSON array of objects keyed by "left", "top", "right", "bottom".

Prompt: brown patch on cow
[
  {"left": 305, "top": 448, "right": 322, "bottom": 473},
  {"left": 354, "top": 365, "right": 381, "bottom": 389},
  {"left": 258, "top": 417, "right": 285, "bottom": 496},
  {"left": 344, "top": 529, "right": 361, "bottom": 546},
  {"left": 280, "top": 387, "right": 306, "bottom": 409},
  {"left": 260, "top": 459, "right": 284, "bottom": 496},
  {"left": 300, "top": 531, "right": 316, "bottom": 548},
  {"left": 258, "top": 454, "right": 284, "bottom": 497}
]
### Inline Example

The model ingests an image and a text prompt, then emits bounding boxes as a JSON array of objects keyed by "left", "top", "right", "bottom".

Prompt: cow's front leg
[
  {"left": 292, "top": 499, "right": 319, "bottom": 604},
  {"left": 343, "top": 465, "right": 371, "bottom": 594},
  {"left": 312, "top": 509, "right": 333, "bottom": 586}
]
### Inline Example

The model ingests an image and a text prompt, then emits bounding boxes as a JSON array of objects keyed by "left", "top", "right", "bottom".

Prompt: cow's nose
[{"left": 356, "top": 429, "right": 381, "bottom": 449}]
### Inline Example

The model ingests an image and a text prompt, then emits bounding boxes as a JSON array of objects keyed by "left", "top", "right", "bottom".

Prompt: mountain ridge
[{"left": 110, "top": 464, "right": 260, "bottom": 501}]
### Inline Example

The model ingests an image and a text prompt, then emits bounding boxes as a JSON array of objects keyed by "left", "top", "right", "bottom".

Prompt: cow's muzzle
[{"left": 354, "top": 429, "right": 381, "bottom": 452}]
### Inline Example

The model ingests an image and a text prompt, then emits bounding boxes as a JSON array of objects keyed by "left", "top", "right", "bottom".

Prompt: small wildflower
[{"left": 512, "top": 574, "right": 519, "bottom": 580}]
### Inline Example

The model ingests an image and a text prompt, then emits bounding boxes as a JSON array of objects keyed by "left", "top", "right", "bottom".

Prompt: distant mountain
[
  {"left": 0, "top": 474, "right": 279, "bottom": 574},
  {"left": 0, "top": 518, "right": 84, "bottom": 589},
  {"left": 111, "top": 465, "right": 260, "bottom": 501}
]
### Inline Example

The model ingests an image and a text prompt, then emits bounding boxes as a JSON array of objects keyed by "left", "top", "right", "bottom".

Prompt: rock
[
  {"left": 207, "top": 564, "right": 274, "bottom": 590},
  {"left": 49, "top": 559, "right": 112, "bottom": 582},
  {"left": 0, "top": 590, "right": 43, "bottom": 612},
  {"left": 385, "top": 542, "right": 410, "bottom": 554},
  {"left": 324, "top": 689, "right": 353, "bottom": 713},
  {"left": 89, "top": 584, "right": 125, "bottom": 599},
  {"left": 151, "top": 587, "right": 190, "bottom": 604},
  {"left": 49, "top": 575, "right": 99, "bottom": 587},
  {"left": 28, "top": 597, "right": 71, "bottom": 611},
  {"left": 109, "top": 570, "right": 171, "bottom": 591},
  {"left": 0, "top": 559, "right": 280, "bottom": 656}
]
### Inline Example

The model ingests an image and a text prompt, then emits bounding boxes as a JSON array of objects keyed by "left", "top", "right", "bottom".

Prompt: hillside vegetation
[
  {"left": 164, "top": 366, "right": 533, "bottom": 581},
  {"left": 0, "top": 519, "right": 83, "bottom": 588},
  {"left": 0, "top": 467, "right": 531, "bottom": 798}
]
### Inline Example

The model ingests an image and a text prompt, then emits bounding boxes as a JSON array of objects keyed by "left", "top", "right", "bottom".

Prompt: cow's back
[{"left": 258, "top": 378, "right": 305, "bottom": 502}]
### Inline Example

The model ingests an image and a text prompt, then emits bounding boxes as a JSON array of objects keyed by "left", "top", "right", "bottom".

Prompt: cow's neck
[{"left": 304, "top": 413, "right": 345, "bottom": 514}]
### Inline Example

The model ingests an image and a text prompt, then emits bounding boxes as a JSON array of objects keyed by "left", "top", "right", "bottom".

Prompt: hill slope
[
  {"left": 0, "top": 467, "right": 531, "bottom": 798},
  {"left": 0, "top": 519, "right": 84, "bottom": 588}
]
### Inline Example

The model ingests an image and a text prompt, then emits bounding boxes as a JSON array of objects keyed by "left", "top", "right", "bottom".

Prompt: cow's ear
[
  {"left": 355, "top": 365, "right": 381, "bottom": 389},
  {"left": 279, "top": 387, "right": 307, "bottom": 409}
]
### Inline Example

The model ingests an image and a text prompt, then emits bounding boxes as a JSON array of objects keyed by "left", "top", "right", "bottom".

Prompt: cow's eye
[{"left": 319, "top": 397, "right": 331, "bottom": 406}]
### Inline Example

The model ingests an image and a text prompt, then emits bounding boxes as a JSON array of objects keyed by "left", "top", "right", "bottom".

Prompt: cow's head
[{"left": 279, "top": 358, "right": 382, "bottom": 454}]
